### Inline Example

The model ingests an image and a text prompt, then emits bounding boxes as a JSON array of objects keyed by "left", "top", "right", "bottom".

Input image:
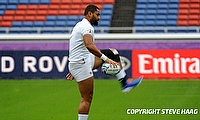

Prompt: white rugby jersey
[{"left": 69, "top": 18, "right": 94, "bottom": 62}]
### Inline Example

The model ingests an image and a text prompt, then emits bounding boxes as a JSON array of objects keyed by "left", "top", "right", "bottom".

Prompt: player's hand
[
  {"left": 104, "top": 58, "right": 119, "bottom": 68},
  {"left": 66, "top": 72, "right": 74, "bottom": 81}
]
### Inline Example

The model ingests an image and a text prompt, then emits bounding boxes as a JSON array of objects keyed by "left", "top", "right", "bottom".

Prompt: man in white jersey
[{"left": 67, "top": 4, "right": 143, "bottom": 120}]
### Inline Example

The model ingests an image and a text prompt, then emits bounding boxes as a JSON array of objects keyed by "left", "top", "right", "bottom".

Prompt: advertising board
[
  {"left": 132, "top": 50, "right": 200, "bottom": 78},
  {"left": 0, "top": 50, "right": 132, "bottom": 79},
  {"left": 0, "top": 51, "right": 68, "bottom": 79}
]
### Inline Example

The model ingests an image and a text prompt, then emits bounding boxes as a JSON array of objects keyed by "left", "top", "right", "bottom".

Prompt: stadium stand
[
  {"left": 0, "top": 0, "right": 114, "bottom": 34},
  {"left": 0, "top": 0, "right": 200, "bottom": 33},
  {"left": 109, "top": 0, "right": 137, "bottom": 33},
  {"left": 134, "top": 0, "right": 200, "bottom": 33},
  {"left": 178, "top": 0, "right": 200, "bottom": 26}
]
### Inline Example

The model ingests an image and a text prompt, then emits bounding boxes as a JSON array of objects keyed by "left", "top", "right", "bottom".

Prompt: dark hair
[{"left": 84, "top": 4, "right": 99, "bottom": 16}]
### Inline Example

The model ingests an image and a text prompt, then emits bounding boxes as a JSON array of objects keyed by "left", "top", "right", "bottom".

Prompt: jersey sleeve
[{"left": 81, "top": 26, "right": 94, "bottom": 36}]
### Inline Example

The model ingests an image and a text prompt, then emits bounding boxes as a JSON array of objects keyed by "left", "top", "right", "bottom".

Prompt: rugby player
[{"left": 67, "top": 4, "right": 143, "bottom": 120}]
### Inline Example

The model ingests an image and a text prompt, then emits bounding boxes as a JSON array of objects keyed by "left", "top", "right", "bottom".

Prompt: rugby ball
[{"left": 101, "top": 63, "right": 121, "bottom": 76}]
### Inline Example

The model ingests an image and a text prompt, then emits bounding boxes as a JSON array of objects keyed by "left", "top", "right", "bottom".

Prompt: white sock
[
  {"left": 116, "top": 68, "right": 126, "bottom": 80},
  {"left": 78, "top": 114, "right": 88, "bottom": 120}
]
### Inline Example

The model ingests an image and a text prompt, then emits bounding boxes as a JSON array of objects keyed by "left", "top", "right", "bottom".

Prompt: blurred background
[
  {"left": 0, "top": 0, "right": 200, "bottom": 120},
  {"left": 1, "top": 0, "right": 200, "bottom": 79}
]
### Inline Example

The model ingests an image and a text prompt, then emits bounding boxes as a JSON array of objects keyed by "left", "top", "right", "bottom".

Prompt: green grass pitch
[{"left": 0, "top": 79, "right": 199, "bottom": 120}]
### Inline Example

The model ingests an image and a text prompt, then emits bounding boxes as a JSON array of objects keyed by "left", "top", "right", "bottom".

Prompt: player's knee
[
  {"left": 81, "top": 99, "right": 90, "bottom": 106},
  {"left": 109, "top": 48, "right": 119, "bottom": 55},
  {"left": 79, "top": 99, "right": 91, "bottom": 114},
  {"left": 82, "top": 91, "right": 93, "bottom": 104},
  {"left": 81, "top": 95, "right": 93, "bottom": 109},
  {"left": 101, "top": 48, "right": 120, "bottom": 62},
  {"left": 88, "top": 91, "right": 93, "bottom": 103}
]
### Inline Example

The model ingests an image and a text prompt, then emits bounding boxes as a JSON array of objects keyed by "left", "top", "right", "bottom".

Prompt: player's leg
[
  {"left": 93, "top": 48, "right": 122, "bottom": 69},
  {"left": 77, "top": 76, "right": 94, "bottom": 120},
  {"left": 94, "top": 48, "right": 143, "bottom": 93},
  {"left": 99, "top": 48, "right": 127, "bottom": 85},
  {"left": 68, "top": 60, "right": 94, "bottom": 120}
]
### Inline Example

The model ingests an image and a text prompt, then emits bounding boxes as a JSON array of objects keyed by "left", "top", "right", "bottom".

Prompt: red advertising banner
[{"left": 132, "top": 50, "right": 200, "bottom": 78}]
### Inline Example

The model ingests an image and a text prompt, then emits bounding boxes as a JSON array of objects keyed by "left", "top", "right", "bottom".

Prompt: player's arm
[
  {"left": 83, "top": 34, "right": 102, "bottom": 57},
  {"left": 83, "top": 34, "right": 118, "bottom": 66}
]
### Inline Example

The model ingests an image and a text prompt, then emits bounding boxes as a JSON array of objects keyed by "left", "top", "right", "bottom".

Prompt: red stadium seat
[
  {"left": 190, "top": 0, "right": 200, "bottom": 3},
  {"left": 48, "top": 10, "right": 59, "bottom": 15},
  {"left": 72, "top": 0, "right": 82, "bottom": 4},
  {"left": 189, "top": 14, "right": 199, "bottom": 20},
  {"left": 37, "top": 10, "right": 48, "bottom": 15},
  {"left": 35, "top": 16, "right": 46, "bottom": 21},
  {"left": 71, "top": 4, "right": 82, "bottom": 10},
  {"left": 81, "top": 3, "right": 102, "bottom": 9},
  {"left": 189, "top": 3, "right": 200, "bottom": 9},
  {"left": 0, "top": 16, "right": 2, "bottom": 21},
  {"left": 15, "top": 10, "right": 26, "bottom": 15},
  {"left": 177, "top": 20, "right": 188, "bottom": 26},
  {"left": 1, "top": 21, "right": 12, "bottom": 27},
  {"left": 69, "top": 9, "right": 81, "bottom": 15},
  {"left": 58, "top": 9, "right": 69, "bottom": 15},
  {"left": 179, "top": 3, "right": 189, "bottom": 9},
  {"left": 94, "top": 0, "right": 104, "bottom": 4},
  {"left": 82, "top": 4, "right": 89, "bottom": 9},
  {"left": 104, "top": 0, "right": 115, "bottom": 4},
  {"left": 178, "top": 14, "right": 188, "bottom": 20},
  {"left": 179, "top": 0, "right": 190, "bottom": 3},
  {"left": 4, "top": 10, "right": 15, "bottom": 15},
  {"left": 26, "top": 10, "right": 37, "bottom": 15},
  {"left": 178, "top": 9, "right": 189, "bottom": 15},
  {"left": 24, "top": 15, "right": 35, "bottom": 21},
  {"left": 61, "top": 0, "right": 71, "bottom": 4},
  {"left": 38, "top": 5, "right": 49, "bottom": 10},
  {"left": 51, "top": 0, "right": 61, "bottom": 4},
  {"left": 190, "top": 9, "right": 200, "bottom": 15},
  {"left": 188, "top": 20, "right": 199, "bottom": 26},
  {"left": 28, "top": 5, "right": 38, "bottom": 10},
  {"left": 82, "top": 0, "right": 93, "bottom": 4},
  {"left": 17, "top": 5, "right": 28, "bottom": 10},
  {"left": 3, "top": 16, "right": 14, "bottom": 21},
  {"left": 49, "top": 5, "right": 60, "bottom": 10},
  {"left": 60, "top": 4, "right": 70, "bottom": 10},
  {"left": 14, "top": 15, "right": 25, "bottom": 21}
]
